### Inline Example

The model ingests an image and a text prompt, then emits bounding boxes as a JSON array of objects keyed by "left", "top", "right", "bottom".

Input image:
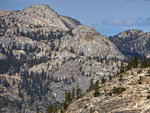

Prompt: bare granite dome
[
  {"left": 60, "top": 25, "right": 124, "bottom": 59},
  {"left": 20, "top": 4, "right": 68, "bottom": 30}
]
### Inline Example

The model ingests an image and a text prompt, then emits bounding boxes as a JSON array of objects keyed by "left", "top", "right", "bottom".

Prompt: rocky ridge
[
  {"left": 109, "top": 29, "right": 150, "bottom": 59},
  {"left": 0, "top": 4, "right": 124, "bottom": 113}
]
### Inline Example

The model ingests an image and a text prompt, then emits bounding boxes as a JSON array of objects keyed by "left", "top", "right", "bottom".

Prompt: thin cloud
[{"left": 102, "top": 18, "right": 150, "bottom": 27}]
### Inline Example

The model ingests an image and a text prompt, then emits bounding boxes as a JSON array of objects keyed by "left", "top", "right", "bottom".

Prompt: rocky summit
[
  {"left": 0, "top": 4, "right": 124, "bottom": 113},
  {"left": 109, "top": 29, "right": 150, "bottom": 59}
]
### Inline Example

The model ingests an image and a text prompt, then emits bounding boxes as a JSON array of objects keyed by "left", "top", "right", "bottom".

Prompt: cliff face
[
  {"left": 0, "top": 4, "right": 124, "bottom": 112},
  {"left": 109, "top": 29, "right": 150, "bottom": 59},
  {"left": 66, "top": 67, "right": 150, "bottom": 113}
]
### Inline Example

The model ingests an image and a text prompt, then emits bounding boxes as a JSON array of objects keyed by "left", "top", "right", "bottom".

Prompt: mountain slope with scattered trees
[
  {"left": 65, "top": 58, "right": 150, "bottom": 113},
  {"left": 0, "top": 4, "right": 124, "bottom": 113},
  {"left": 109, "top": 29, "right": 150, "bottom": 59}
]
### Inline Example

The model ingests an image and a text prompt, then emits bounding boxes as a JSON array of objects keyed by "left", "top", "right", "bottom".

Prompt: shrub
[
  {"left": 147, "top": 95, "right": 150, "bottom": 99},
  {"left": 145, "top": 75, "right": 150, "bottom": 77},
  {"left": 119, "top": 77, "right": 123, "bottom": 81},
  {"left": 107, "top": 92, "right": 112, "bottom": 96},
  {"left": 138, "top": 76, "right": 142, "bottom": 84},
  {"left": 112, "top": 87, "right": 126, "bottom": 95},
  {"left": 137, "top": 70, "right": 142, "bottom": 73},
  {"left": 101, "top": 77, "right": 106, "bottom": 84},
  {"left": 107, "top": 87, "right": 126, "bottom": 96},
  {"left": 138, "top": 80, "right": 142, "bottom": 84},
  {"left": 46, "top": 104, "right": 54, "bottom": 113}
]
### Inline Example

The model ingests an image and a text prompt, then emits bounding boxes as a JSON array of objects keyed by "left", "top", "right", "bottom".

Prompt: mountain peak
[
  {"left": 116, "top": 29, "right": 143, "bottom": 37},
  {"left": 17, "top": 4, "right": 71, "bottom": 30},
  {"left": 109, "top": 29, "right": 150, "bottom": 58},
  {"left": 28, "top": 4, "right": 50, "bottom": 8},
  {"left": 23, "top": 4, "right": 53, "bottom": 12},
  {"left": 0, "top": 4, "right": 124, "bottom": 113},
  {"left": 16, "top": 4, "right": 82, "bottom": 30},
  {"left": 21, "top": 4, "right": 57, "bottom": 18}
]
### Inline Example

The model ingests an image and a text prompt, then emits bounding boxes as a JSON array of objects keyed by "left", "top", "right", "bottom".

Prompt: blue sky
[{"left": 0, "top": 0, "right": 150, "bottom": 36}]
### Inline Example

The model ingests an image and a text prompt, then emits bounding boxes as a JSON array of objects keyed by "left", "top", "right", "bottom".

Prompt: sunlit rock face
[{"left": 0, "top": 4, "right": 124, "bottom": 113}]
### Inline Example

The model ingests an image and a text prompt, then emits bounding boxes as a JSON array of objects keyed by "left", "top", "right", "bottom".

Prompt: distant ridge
[{"left": 109, "top": 29, "right": 150, "bottom": 59}]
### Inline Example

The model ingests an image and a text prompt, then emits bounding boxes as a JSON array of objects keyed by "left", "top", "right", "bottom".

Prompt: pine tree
[
  {"left": 133, "top": 56, "right": 139, "bottom": 67},
  {"left": 60, "top": 108, "right": 64, "bottom": 113},
  {"left": 46, "top": 104, "right": 54, "bottom": 113},
  {"left": 140, "top": 58, "right": 147, "bottom": 68},
  {"left": 76, "top": 86, "right": 82, "bottom": 98},
  {"left": 120, "top": 61, "right": 124, "bottom": 73},
  {"left": 127, "top": 56, "right": 139, "bottom": 69},
  {"left": 65, "top": 91, "right": 72, "bottom": 103},
  {"left": 72, "top": 88, "right": 75, "bottom": 99},
  {"left": 101, "top": 77, "right": 106, "bottom": 84},
  {"left": 67, "top": 91, "right": 72, "bottom": 102},
  {"left": 89, "top": 78, "right": 94, "bottom": 90},
  {"left": 94, "top": 80, "right": 100, "bottom": 97},
  {"left": 62, "top": 101, "right": 68, "bottom": 110}
]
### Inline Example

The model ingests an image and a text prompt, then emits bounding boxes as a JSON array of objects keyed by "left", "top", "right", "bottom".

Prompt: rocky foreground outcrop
[
  {"left": 109, "top": 29, "right": 150, "bottom": 59},
  {"left": 0, "top": 4, "right": 124, "bottom": 112},
  {"left": 66, "top": 67, "right": 150, "bottom": 113}
]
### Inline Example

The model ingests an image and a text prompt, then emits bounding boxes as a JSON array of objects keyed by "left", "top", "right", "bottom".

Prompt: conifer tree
[
  {"left": 62, "top": 101, "right": 68, "bottom": 110},
  {"left": 76, "top": 86, "right": 82, "bottom": 98},
  {"left": 101, "top": 77, "right": 106, "bottom": 84},
  {"left": 46, "top": 104, "right": 54, "bottom": 113},
  {"left": 65, "top": 91, "right": 72, "bottom": 102},
  {"left": 140, "top": 58, "right": 147, "bottom": 68},
  {"left": 120, "top": 61, "right": 124, "bottom": 73},
  {"left": 127, "top": 56, "right": 139, "bottom": 69},
  {"left": 60, "top": 108, "right": 64, "bottom": 113},
  {"left": 72, "top": 88, "right": 75, "bottom": 99},
  {"left": 94, "top": 80, "right": 100, "bottom": 97},
  {"left": 89, "top": 78, "right": 94, "bottom": 90},
  {"left": 132, "top": 56, "right": 139, "bottom": 68}
]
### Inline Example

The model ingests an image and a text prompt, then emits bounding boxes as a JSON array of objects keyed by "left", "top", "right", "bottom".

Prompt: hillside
[
  {"left": 0, "top": 4, "right": 124, "bottom": 112},
  {"left": 66, "top": 67, "right": 150, "bottom": 113},
  {"left": 109, "top": 29, "right": 150, "bottom": 59}
]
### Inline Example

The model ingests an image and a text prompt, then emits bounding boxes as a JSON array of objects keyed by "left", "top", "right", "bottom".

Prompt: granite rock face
[
  {"left": 109, "top": 29, "right": 150, "bottom": 59},
  {"left": 0, "top": 4, "right": 124, "bottom": 113}
]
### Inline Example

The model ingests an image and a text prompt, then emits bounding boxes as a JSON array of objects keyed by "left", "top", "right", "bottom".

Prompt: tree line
[{"left": 120, "top": 56, "right": 150, "bottom": 73}]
